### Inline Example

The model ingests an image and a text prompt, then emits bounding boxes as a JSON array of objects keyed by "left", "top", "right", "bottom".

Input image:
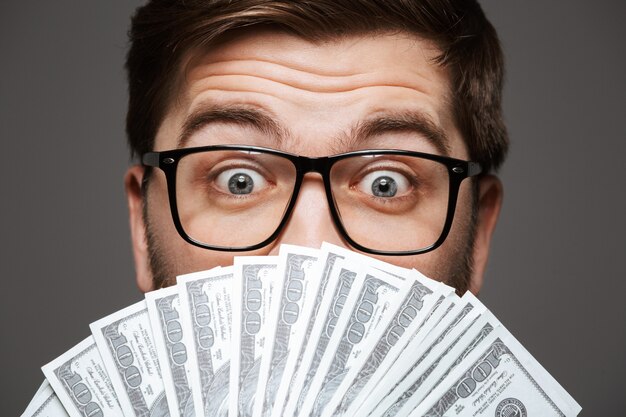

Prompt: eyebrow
[
  {"left": 350, "top": 111, "right": 451, "bottom": 155},
  {"left": 178, "top": 103, "right": 450, "bottom": 155},
  {"left": 178, "top": 103, "right": 287, "bottom": 148}
]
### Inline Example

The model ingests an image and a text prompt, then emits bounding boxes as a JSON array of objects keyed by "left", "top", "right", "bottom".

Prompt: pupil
[
  {"left": 228, "top": 173, "right": 254, "bottom": 194},
  {"left": 372, "top": 176, "right": 397, "bottom": 197}
]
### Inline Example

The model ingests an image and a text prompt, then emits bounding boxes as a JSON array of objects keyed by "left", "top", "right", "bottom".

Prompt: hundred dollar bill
[
  {"left": 146, "top": 285, "right": 192, "bottom": 417},
  {"left": 322, "top": 269, "right": 448, "bottom": 417},
  {"left": 300, "top": 266, "right": 408, "bottom": 417},
  {"left": 350, "top": 292, "right": 460, "bottom": 417},
  {"left": 281, "top": 258, "right": 365, "bottom": 417},
  {"left": 90, "top": 300, "right": 170, "bottom": 417},
  {"left": 391, "top": 311, "right": 502, "bottom": 417},
  {"left": 177, "top": 266, "right": 233, "bottom": 417},
  {"left": 367, "top": 292, "right": 486, "bottom": 417},
  {"left": 341, "top": 287, "right": 454, "bottom": 417},
  {"left": 281, "top": 242, "right": 421, "bottom": 417},
  {"left": 271, "top": 246, "right": 345, "bottom": 417},
  {"left": 410, "top": 327, "right": 582, "bottom": 417},
  {"left": 229, "top": 256, "right": 279, "bottom": 417},
  {"left": 21, "top": 381, "right": 69, "bottom": 417},
  {"left": 42, "top": 336, "right": 123, "bottom": 417},
  {"left": 253, "top": 245, "right": 320, "bottom": 417}
]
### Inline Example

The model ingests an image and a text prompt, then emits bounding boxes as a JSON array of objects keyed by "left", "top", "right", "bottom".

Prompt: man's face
[{"left": 126, "top": 30, "right": 502, "bottom": 293}]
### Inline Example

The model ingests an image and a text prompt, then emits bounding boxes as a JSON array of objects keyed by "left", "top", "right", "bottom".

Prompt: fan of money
[{"left": 23, "top": 243, "right": 581, "bottom": 417}]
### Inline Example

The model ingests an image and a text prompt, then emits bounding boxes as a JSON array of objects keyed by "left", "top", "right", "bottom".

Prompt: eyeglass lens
[
  {"left": 330, "top": 155, "right": 449, "bottom": 252},
  {"left": 175, "top": 150, "right": 297, "bottom": 248}
]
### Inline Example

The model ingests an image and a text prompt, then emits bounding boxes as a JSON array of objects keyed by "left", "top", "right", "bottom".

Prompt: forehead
[
  {"left": 187, "top": 29, "right": 445, "bottom": 86},
  {"left": 158, "top": 30, "right": 466, "bottom": 158}
]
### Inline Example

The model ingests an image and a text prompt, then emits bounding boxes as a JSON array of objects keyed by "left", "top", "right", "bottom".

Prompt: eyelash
[{"left": 207, "top": 162, "right": 273, "bottom": 196}]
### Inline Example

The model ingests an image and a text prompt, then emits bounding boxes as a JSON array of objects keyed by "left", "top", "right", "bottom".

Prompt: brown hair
[{"left": 126, "top": 0, "right": 508, "bottom": 172}]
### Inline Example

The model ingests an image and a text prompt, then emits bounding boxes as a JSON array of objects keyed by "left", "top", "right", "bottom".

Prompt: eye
[
  {"left": 357, "top": 170, "right": 411, "bottom": 198},
  {"left": 214, "top": 168, "right": 268, "bottom": 195}
]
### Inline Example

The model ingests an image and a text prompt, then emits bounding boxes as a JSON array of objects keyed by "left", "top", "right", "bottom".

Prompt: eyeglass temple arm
[
  {"left": 142, "top": 152, "right": 160, "bottom": 167},
  {"left": 467, "top": 161, "right": 482, "bottom": 177}
]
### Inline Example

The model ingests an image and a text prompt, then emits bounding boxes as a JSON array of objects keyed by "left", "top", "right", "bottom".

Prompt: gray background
[{"left": 1, "top": 1, "right": 624, "bottom": 415}]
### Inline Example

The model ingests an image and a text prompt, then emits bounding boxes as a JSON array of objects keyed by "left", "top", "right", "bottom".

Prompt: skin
[{"left": 125, "top": 30, "right": 503, "bottom": 294}]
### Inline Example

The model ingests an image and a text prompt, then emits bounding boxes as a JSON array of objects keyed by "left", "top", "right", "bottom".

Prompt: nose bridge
[{"left": 271, "top": 167, "right": 345, "bottom": 252}]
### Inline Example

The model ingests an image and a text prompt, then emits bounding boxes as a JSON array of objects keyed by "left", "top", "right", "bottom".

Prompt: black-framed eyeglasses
[{"left": 142, "top": 145, "right": 481, "bottom": 256}]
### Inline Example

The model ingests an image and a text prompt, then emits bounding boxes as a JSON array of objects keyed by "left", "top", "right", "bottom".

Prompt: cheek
[
  {"left": 374, "top": 180, "right": 475, "bottom": 281},
  {"left": 431, "top": 180, "right": 476, "bottom": 275},
  {"left": 449, "top": 180, "right": 475, "bottom": 241}
]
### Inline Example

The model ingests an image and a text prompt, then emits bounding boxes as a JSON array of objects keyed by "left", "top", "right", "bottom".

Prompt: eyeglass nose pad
[{"left": 267, "top": 173, "right": 347, "bottom": 254}]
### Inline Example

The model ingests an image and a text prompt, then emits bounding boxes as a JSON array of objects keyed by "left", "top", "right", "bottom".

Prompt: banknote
[
  {"left": 229, "top": 256, "right": 279, "bottom": 417},
  {"left": 90, "top": 300, "right": 170, "bottom": 417},
  {"left": 146, "top": 285, "right": 191, "bottom": 417},
  {"left": 282, "top": 242, "right": 426, "bottom": 417},
  {"left": 253, "top": 245, "right": 320, "bottom": 417},
  {"left": 300, "top": 266, "right": 408, "bottom": 417},
  {"left": 280, "top": 258, "right": 365, "bottom": 417},
  {"left": 390, "top": 311, "right": 502, "bottom": 417},
  {"left": 20, "top": 381, "right": 69, "bottom": 417},
  {"left": 367, "top": 292, "right": 486, "bottom": 417},
  {"left": 342, "top": 286, "right": 450, "bottom": 415},
  {"left": 410, "top": 327, "right": 582, "bottom": 417},
  {"left": 42, "top": 336, "right": 123, "bottom": 417},
  {"left": 350, "top": 292, "right": 460, "bottom": 417},
  {"left": 322, "top": 270, "right": 447, "bottom": 417},
  {"left": 271, "top": 246, "right": 345, "bottom": 417},
  {"left": 176, "top": 266, "right": 234, "bottom": 417},
  {"left": 23, "top": 243, "right": 581, "bottom": 417}
]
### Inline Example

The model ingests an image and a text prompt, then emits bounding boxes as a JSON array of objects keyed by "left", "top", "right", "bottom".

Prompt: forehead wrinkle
[
  {"left": 185, "top": 77, "right": 440, "bottom": 114},
  {"left": 187, "top": 58, "right": 438, "bottom": 96},
  {"left": 193, "top": 56, "right": 366, "bottom": 78}
]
